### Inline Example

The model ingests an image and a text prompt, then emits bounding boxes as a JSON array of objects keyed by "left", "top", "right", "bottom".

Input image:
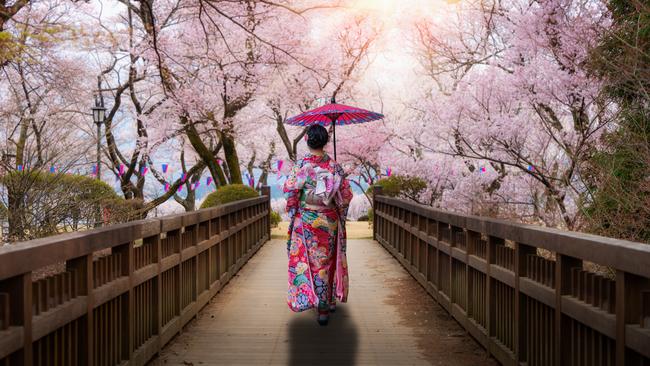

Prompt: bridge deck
[{"left": 151, "top": 236, "right": 495, "bottom": 366}]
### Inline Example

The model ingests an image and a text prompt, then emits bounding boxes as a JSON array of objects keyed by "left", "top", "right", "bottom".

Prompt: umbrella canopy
[{"left": 285, "top": 97, "right": 384, "bottom": 159}]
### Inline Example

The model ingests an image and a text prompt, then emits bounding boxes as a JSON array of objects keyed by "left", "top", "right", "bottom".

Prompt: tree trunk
[
  {"left": 6, "top": 187, "right": 24, "bottom": 242},
  {"left": 15, "top": 117, "right": 29, "bottom": 167},
  {"left": 184, "top": 121, "right": 228, "bottom": 185},
  {"left": 220, "top": 129, "right": 242, "bottom": 184},
  {"left": 7, "top": 117, "right": 30, "bottom": 242},
  {"left": 175, "top": 185, "right": 196, "bottom": 211},
  {"left": 257, "top": 148, "right": 275, "bottom": 189}
]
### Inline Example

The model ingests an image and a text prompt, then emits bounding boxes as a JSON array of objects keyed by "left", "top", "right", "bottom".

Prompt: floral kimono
[{"left": 283, "top": 153, "right": 353, "bottom": 312}]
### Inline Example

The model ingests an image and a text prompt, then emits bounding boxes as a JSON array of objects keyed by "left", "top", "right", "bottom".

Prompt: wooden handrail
[
  {"left": 0, "top": 187, "right": 271, "bottom": 365},
  {"left": 374, "top": 196, "right": 650, "bottom": 279},
  {"left": 373, "top": 188, "right": 650, "bottom": 366}
]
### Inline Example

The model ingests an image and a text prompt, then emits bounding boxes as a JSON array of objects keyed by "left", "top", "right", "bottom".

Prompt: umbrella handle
[{"left": 332, "top": 118, "right": 337, "bottom": 161}]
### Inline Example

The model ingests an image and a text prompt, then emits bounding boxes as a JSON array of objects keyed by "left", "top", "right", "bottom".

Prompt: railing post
[
  {"left": 433, "top": 221, "right": 442, "bottom": 289},
  {"left": 466, "top": 230, "right": 480, "bottom": 322},
  {"left": 449, "top": 226, "right": 462, "bottom": 305},
  {"left": 372, "top": 186, "right": 383, "bottom": 241},
  {"left": 516, "top": 242, "right": 536, "bottom": 363},
  {"left": 0, "top": 273, "right": 32, "bottom": 365},
  {"left": 616, "top": 270, "right": 627, "bottom": 366},
  {"left": 67, "top": 255, "right": 93, "bottom": 366},
  {"left": 154, "top": 228, "right": 163, "bottom": 354},
  {"left": 261, "top": 186, "right": 271, "bottom": 240},
  {"left": 114, "top": 240, "right": 134, "bottom": 361},
  {"left": 556, "top": 254, "right": 582, "bottom": 366},
  {"left": 616, "top": 271, "right": 650, "bottom": 366},
  {"left": 486, "top": 236, "right": 504, "bottom": 340}
]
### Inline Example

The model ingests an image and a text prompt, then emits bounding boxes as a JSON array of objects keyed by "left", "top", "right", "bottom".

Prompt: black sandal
[{"left": 317, "top": 310, "right": 329, "bottom": 326}]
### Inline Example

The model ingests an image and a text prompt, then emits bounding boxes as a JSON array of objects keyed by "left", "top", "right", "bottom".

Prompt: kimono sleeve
[
  {"left": 283, "top": 163, "right": 305, "bottom": 220},
  {"left": 335, "top": 165, "right": 353, "bottom": 219}
]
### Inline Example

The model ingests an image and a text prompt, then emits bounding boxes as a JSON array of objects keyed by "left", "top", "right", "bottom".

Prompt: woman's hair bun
[{"left": 306, "top": 124, "right": 329, "bottom": 149}]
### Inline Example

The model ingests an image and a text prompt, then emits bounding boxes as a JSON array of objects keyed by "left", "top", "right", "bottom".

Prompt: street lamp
[
  {"left": 92, "top": 94, "right": 106, "bottom": 228},
  {"left": 92, "top": 94, "right": 106, "bottom": 181}
]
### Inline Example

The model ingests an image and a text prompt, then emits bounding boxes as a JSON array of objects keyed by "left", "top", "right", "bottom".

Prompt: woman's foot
[
  {"left": 317, "top": 309, "right": 329, "bottom": 326},
  {"left": 317, "top": 314, "right": 329, "bottom": 326}
]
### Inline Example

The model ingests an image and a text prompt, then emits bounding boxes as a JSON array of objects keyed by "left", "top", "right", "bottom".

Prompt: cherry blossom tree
[
  {"left": 2, "top": 0, "right": 635, "bottom": 238},
  {"left": 0, "top": 0, "right": 100, "bottom": 240},
  {"left": 402, "top": 0, "right": 613, "bottom": 229}
]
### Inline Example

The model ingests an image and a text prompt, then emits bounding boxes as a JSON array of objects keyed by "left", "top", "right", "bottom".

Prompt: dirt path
[
  {"left": 272, "top": 221, "right": 374, "bottom": 240},
  {"left": 151, "top": 238, "right": 496, "bottom": 365}
]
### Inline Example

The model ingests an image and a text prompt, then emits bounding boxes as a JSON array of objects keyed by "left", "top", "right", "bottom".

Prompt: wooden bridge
[{"left": 0, "top": 186, "right": 649, "bottom": 365}]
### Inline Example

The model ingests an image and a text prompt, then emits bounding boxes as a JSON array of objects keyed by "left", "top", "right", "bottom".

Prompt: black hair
[{"left": 306, "top": 124, "right": 329, "bottom": 150}]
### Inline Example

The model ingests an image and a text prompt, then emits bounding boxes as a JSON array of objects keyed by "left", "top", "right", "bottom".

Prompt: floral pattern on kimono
[{"left": 284, "top": 153, "right": 353, "bottom": 312}]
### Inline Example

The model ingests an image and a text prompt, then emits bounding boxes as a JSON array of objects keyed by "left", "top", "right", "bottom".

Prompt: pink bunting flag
[
  {"left": 276, "top": 160, "right": 285, "bottom": 179},
  {"left": 140, "top": 166, "right": 148, "bottom": 175},
  {"left": 195, "top": 181, "right": 201, "bottom": 190},
  {"left": 480, "top": 166, "right": 486, "bottom": 173},
  {"left": 177, "top": 185, "right": 183, "bottom": 193},
  {"left": 181, "top": 173, "right": 187, "bottom": 182},
  {"left": 119, "top": 164, "right": 125, "bottom": 176},
  {"left": 386, "top": 167, "right": 392, "bottom": 177},
  {"left": 527, "top": 165, "right": 535, "bottom": 171},
  {"left": 91, "top": 165, "right": 98, "bottom": 175},
  {"left": 164, "top": 183, "right": 170, "bottom": 192},
  {"left": 206, "top": 177, "right": 213, "bottom": 186}
]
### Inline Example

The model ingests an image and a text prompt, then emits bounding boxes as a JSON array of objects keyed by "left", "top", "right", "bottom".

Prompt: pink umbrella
[{"left": 285, "top": 97, "right": 384, "bottom": 160}]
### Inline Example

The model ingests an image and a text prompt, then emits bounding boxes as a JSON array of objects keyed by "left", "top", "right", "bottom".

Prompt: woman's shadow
[{"left": 288, "top": 305, "right": 359, "bottom": 366}]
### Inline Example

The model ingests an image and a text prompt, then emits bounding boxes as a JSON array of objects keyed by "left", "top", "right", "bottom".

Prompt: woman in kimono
[{"left": 283, "top": 124, "right": 353, "bottom": 326}]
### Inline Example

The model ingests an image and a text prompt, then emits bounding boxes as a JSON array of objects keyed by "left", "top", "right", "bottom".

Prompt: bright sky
[{"left": 340, "top": 0, "right": 448, "bottom": 106}]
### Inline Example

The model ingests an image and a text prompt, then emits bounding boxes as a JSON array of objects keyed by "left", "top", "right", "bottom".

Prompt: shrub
[
  {"left": 200, "top": 184, "right": 259, "bottom": 209},
  {"left": 103, "top": 198, "right": 145, "bottom": 224},
  {"left": 357, "top": 214, "right": 369, "bottom": 222},
  {"left": 270, "top": 211, "right": 282, "bottom": 228},
  {"left": 1, "top": 171, "right": 130, "bottom": 241},
  {"left": 367, "top": 208, "right": 374, "bottom": 223},
  {"left": 368, "top": 175, "right": 427, "bottom": 203}
]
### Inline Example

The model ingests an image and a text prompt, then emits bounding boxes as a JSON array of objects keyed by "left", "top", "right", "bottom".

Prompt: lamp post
[
  {"left": 92, "top": 94, "right": 106, "bottom": 181},
  {"left": 92, "top": 93, "right": 106, "bottom": 228}
]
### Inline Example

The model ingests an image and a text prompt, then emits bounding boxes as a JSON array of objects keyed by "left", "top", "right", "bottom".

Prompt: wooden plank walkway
[{"left": 150, "top": 237, "right": 496, "bottom": 366}]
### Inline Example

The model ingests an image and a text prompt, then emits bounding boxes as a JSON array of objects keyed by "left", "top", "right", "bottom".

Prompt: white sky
[{"left": 331, "top": 0, "right": 449, "bottom": 106}]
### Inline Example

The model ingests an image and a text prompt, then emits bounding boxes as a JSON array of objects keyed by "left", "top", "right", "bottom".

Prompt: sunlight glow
[
  {"left": 349, "top": 0, "right": 443, "bottom": 23},
  {"left": 343, "top": 0, "right": 451, "bottom": 103},
  {"left": 351, "top": 0, "right": 394, "bottom": 13},
  {"left": 307, "top": 0, "right": 455, "bottom": 104}
]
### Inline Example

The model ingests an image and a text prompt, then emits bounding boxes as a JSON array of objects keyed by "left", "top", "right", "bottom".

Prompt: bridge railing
[
  {"left": 373, "top": 187, "right": 650, "bottom": 366},
  {"left": 0, "top": 187, "right": 271, "bottom": 366}
]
